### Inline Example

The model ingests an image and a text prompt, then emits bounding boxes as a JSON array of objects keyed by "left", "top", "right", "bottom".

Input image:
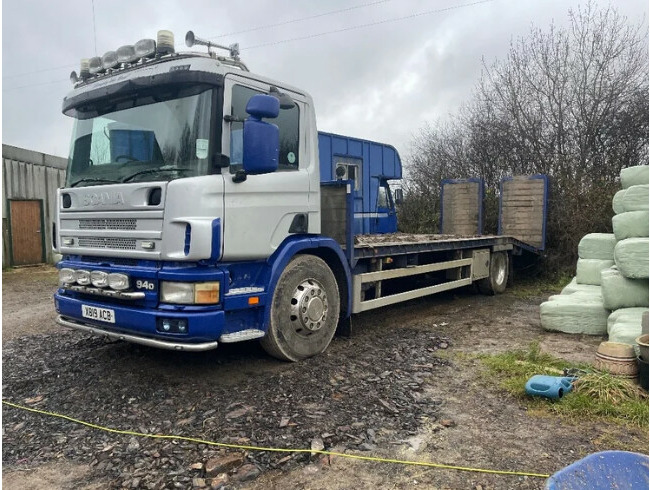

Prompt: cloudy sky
[{"left": 2, "top": 0, "right": 647, "bottom": 162}]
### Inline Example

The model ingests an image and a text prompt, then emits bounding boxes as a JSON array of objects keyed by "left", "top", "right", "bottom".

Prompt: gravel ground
[{"left": 2, "top": 267, "right": 648, "bottom": 489}]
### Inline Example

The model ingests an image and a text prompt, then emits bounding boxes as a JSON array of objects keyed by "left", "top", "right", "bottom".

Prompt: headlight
[
  {"left": 59, "top": 268, "right": 76, "bottom": 285},
  {"left": 160, "top": 282, "right": 220, "bottom": 305},
  {"left": 161, "top": 282, "right": 194, "bottom": 304},
  {"left": 75, "top": 270, "right": 91, "bottom": 285},
  {"left": 90, "top": 271, "right": 109, "bottom": 288},
  {"left": 108, "top": 273, "right": 129, "bottom": 291}
]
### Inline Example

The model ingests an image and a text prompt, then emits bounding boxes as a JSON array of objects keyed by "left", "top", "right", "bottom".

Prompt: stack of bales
[
  {"left": 605, "top": 166, "right": 649, "bottom": 344},
  {"left": 540, "top": 165, "right": 649, "bottom": 341}
]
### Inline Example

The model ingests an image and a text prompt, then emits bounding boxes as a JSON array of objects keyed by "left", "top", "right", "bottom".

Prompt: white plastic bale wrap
[
  {"left": 612, "top": 189, "right": 626, "bottom": 215},
  {"left": 540, "top": 292, "right": 609, "bottom": 335},
  {"left": 621, "top": 185, "right": 649, "bottom": 212},
  {"left": 614, "top": 238, "right": 649, "bottom": 279},
  {"left": 576, "top": 258, "right": 615, "bottom": 285},
  {"left": 561, "top": 277, "right": 602, "bottom": 297},
  {"left": 577, "top": 233, "right": 617, "bottom": 260},
  {"left": 600, "top": 267, "right": 649, "bottom": 310},
  {"left": 620, "top": 165, "right": 649, "bottom": 189},
  {"left": 612, "top": 211, "right": 650, "bottom": 240},
  {"left": 607, "top": 307, "right": 649, "bottom": 345}
]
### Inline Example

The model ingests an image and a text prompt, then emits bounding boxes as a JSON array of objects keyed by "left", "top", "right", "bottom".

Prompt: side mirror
[
  {"left": 394, "top": 188, "right": 404, "bottom": 205},
  {"left": 242, "top": 95, "right": 280, "bottom": 176}
]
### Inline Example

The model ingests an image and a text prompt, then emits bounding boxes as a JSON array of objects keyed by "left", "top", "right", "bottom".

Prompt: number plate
[{"left": 81, "top": 305, "right": 115, "bottom": 324}]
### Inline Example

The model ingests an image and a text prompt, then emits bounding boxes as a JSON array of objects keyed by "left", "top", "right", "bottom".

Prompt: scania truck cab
[{"left": 54, "top": 30, "right": 545, "bottom": 361}]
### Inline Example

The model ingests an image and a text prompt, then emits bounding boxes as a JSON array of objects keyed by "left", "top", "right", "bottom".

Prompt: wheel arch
[{"left": 264, "top": 236, "right": 352, "bottom": 329}]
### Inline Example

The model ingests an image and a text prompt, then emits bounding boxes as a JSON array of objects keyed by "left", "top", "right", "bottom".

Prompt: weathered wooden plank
[
  {"left": 504, "top": 192, "right": 544, "bottom": 198},
  {"left": 504, "top": 184, "right": 545, "bottom": 190}
]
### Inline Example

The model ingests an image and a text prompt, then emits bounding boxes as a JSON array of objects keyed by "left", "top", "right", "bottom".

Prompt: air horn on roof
[{"left": 185, "top": 31, "right": 240, "bottom": 60}]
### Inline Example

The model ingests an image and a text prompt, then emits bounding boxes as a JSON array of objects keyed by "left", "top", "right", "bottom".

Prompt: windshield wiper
[
  {"left": 70, "top": 178, "right": 120, "bottom": 187},
  {"left": 122, "top": 166, "right": 192, "bottom": 183}
]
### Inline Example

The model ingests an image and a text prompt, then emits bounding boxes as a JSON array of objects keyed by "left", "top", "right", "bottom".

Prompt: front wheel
[
  {"left": 261, "top": 255, "right": 340, "bottom": 362},
  {"left": 477, "top": 251, "right": 509, "bottom": 295}
]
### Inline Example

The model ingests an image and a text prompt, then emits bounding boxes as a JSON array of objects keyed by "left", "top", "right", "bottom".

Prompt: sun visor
[{"left": 63, "top": 70, "right": 223, "bottom": 119}]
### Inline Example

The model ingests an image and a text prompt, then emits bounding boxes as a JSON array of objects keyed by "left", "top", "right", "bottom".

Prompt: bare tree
[{"left": 401, "top": 2, "right": 648, "bottom": 273}]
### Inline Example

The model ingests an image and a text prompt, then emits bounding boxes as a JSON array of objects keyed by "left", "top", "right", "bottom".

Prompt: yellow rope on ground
[{"left": 2, "top": 399, "right": 550, "bottom": 479}]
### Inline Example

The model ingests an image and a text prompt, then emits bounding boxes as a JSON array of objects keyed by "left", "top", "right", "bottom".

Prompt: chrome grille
[
  {"left": 78, "top": 237, "right": 137, "bottom": 250},
  {"left": 79, "top": 218, "right": 137, "bottom": 230}
]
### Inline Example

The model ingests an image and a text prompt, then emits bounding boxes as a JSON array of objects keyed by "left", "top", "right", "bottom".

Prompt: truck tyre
[
  {"left": 478, "top": 251, "right": 509, "bottom": 295},
  {"left": 261, "top": 254, "right": 340, "bottom": 362}
]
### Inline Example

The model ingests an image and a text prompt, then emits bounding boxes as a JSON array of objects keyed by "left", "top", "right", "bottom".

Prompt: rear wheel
[
  {"left": 261, "top": 255, "right": 340, "bottom": 362},
  {"left": 477, "top": 251, "right": 509, "bottom": 295}
]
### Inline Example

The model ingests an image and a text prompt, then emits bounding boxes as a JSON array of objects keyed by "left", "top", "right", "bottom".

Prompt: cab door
[
  {"left": 375, "top": 181, "right": 397, "bottom": 234},
  {"left": 221, "top": 74, "right": 312, "bottom": 260}
]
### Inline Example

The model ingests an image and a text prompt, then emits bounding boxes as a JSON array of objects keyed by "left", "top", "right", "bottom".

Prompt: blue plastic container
[
  {"left": 546, "top": 450, "right": 649, "bottom": 489},
  {"left": 525, "top": 375, "right": 575, "bottom": 399}
]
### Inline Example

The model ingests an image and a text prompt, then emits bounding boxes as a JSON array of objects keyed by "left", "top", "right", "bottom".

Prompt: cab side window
[
  {"left": 230, "top": 85, "right": 300, "bottom": 171},
  {"left": 378, "top": 185, "right": 390, "bottom": 208}
]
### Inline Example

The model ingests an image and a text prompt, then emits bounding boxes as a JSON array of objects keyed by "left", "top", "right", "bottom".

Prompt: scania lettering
[{"left": 53, "top": 30, "right": 547, "bottom": 361}]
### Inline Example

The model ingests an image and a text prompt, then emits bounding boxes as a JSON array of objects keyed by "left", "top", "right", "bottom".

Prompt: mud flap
[{"left": 336, "top": 316, "right": 352, "bottom": 338}]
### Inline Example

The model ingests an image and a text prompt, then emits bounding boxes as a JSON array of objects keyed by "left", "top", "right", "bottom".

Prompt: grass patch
[
  {"left": 508, "top": 274, "right": 573, "bottom": 300},
  {"left": 480, "top": 342, "right": 649, "bottom": 427}
]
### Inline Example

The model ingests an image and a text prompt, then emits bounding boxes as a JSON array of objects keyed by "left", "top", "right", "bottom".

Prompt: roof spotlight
[
  {"left": 117, "top": 45, "right": 138, "bottom": 64},
  {"left": 88, "top": 56, "right": 104, "bottom": 74},
  {"left": 135, "top": 38, "right": 156, "bottom": 59},
  {"left": 70, "top": 71, "right": 79, "bottom": 84},
  {"left": 102, "top": 51, "right": 119, "bottom": 70}
]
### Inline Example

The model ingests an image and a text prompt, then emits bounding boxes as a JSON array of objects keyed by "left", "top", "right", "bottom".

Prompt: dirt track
[{"left": 2, "top": 266, "right": 647, "bottom": 489}]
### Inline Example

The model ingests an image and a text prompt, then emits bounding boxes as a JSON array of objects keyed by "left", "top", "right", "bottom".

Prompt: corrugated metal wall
[{"left": 2, "top": 144, "right": 67, "bottom": 267}]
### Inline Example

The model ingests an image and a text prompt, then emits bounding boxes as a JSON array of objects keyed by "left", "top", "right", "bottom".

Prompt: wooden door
[{"left": 10, "top": 200, "right": 44, "bottom": 265}]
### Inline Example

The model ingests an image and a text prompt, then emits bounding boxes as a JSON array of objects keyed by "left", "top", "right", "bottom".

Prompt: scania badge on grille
[{"left": 82, "top": 192, "right": 125, "bottom": 206}]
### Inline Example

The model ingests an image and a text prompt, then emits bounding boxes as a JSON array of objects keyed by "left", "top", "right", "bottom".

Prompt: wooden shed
[{"left": 2, "top": 144, "right": 66, "bottom": 267}]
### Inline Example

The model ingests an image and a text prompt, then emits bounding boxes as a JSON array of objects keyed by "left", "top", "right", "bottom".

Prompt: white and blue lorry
[{"left": 53, "top": 31, "right": 548, "bottom": 361}]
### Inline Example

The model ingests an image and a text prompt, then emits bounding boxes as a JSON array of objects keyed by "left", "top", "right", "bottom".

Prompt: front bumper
[
  {"left": 54, "top": 292, "right": 225, "bottom": 351},
  {"left": 56, "top": 316, "right": 220, "bottom": 351}
]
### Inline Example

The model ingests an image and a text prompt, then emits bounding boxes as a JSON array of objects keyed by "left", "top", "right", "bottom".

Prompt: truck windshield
[{"left": 66, "top": 89, "right": 213, "bottom": 187}]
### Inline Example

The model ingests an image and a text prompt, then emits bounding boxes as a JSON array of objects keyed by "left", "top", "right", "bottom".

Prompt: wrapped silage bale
[
  {"left": 576, "top": 258, "right": 615, "bottom": 285},
  {"left": 578, "top": 233, "right": 617, "bottom": 260},
  {"left": 614, "top": 238, "right": 649, "bottom": 279},
  {"left": 620, "top": 165, "right": 649, "bottom": 189},
  {"left": 612, "top": 189, "right": 626, "bottom": 214},
  {"left": 612, "top": 211, "right": 650, "bottom": 240},
  {"left": 540, "top": 292, "right": 609, "bottom": 335},
  {"left": 600, "top": 267, "right": 649, "bottom": 310},
  {"left": 561, "top": 277, "right": 602, "bottom": 296},
  {"left": 621, "top": 185, "right": 649, "bottom": 212},
  {"left": 607, "top": 307, "right": 649, "bottom": 345}
]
